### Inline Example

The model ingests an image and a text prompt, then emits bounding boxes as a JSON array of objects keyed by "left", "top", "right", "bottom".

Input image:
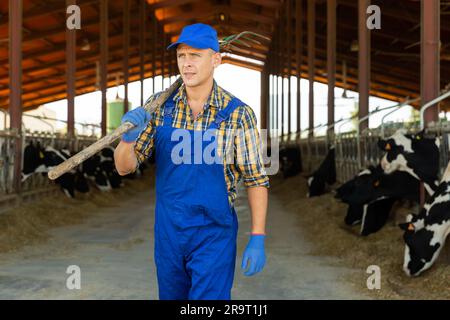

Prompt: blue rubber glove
[
  {"left": 241, "top": 234, "right": 266, "bottom": 276},
  {"left": 121, "top": 107, "right": 152, "bottom": 143}
]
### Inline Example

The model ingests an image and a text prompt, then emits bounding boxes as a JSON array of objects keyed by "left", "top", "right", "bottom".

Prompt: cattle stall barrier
[
  {"left": 0, "top": 130, "right": 97, "bottom": 213},
  {"left": 294, "top": 125, "right": 450, "bottom": 183}
]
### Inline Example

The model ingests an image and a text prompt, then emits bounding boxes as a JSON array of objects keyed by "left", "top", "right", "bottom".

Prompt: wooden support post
[
  {"left": 260, "top": 67, "right": 268, "bottom": 131},
  {"left": 280, "top": 3, "right": 285, "bottom": 138},
  {"left": 123, "top": 0, "right": 130, "bottom": 113},
  {"left": 100, "top": 0, "right": 108, "bottom": 137},
  {"left": 9, "top": 0, "right": 23, "bottom": 194},
  {"left": 139, "top": 0, "right": 146, "bottom": 107},
  {"left": 296, "top": 0, "right": 302, "bottom": 134},
  {"left": 421, "top": 0, "right": 440, "bottom": 126},
  {"left": 161, "top": 27, "right": 165, "bottom": 90},
  {"left": 275, "top": 20, "right": 280, "bottom": 136},
  {"left": 287, "top": 0, "right": 292, "bottom": 136},
  {"left": 152, "top": 13, "right": 157, "bottom": 94},
  {"left": 307, "top": 0, "right": 315, "bottom": 138},
  {"left": 327, "top": 0, "right": 336, "bottom": 141},
  {"left": 358, "top": 0, "right": 371, "bottom": 133},
  {"left": 66, "top": 0, "right": 76, "bottom": 139}
]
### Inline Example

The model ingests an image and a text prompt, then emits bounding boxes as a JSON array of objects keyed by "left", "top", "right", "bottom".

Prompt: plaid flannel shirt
[{"left": 134, "top": 80, "right": 270, "bottom": 205}]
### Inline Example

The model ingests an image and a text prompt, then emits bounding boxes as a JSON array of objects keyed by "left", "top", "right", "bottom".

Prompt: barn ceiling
[{"left": 0, "top": 0, "right": 449, "bottom": 111}]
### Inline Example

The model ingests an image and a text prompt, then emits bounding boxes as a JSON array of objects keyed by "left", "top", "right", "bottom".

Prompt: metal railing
[
  {"left": 0, "top": 130, "right": 98, "bottom": 202},
  {"left": 278, "top": 89, "right": 450, "bottom": 183}
]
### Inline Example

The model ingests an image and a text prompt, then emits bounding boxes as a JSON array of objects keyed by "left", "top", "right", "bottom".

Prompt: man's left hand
[{"left": 241, "top": 234, "right": 266, "bottom": 276}]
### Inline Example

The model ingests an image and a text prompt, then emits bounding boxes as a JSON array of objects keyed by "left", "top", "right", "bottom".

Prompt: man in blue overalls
[{"left": 114, "top": 23, "right": 269, "bottom": 300}]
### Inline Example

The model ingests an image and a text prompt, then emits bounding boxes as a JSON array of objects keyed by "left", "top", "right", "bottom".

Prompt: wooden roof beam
[
  {"left": 149, "top": 0, "right": 202, "bottom": 10},
  {"left": 0, "top": 0, "right": 98, "bottom": 27},
  {"left": 240, "top": 0, "right": 282, "bottom": 9}
]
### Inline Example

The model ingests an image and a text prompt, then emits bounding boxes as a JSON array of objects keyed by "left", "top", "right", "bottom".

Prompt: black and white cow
[
  {"left": 338, "top": 165, "right": 420, "bottom": 205},
  {"left": 335, "top": 167, "right": 374, "bottom": 202},
  {"left": 22, "top": 142, "right": 123, "bottom": 197},
  {"left": 74, "top": 169, "right": 90, "bottom": 193},
  {"left": 336, "top": 165, "right": 420, "bottom": 236},
  {"left": 307, "top": 146, "right": 336, "bottom": 197},
  {"left": 23, "top": 142, "right": 90, "bottom": 197},
  {"left": 279, "top": 146, "right": 302, "bottom": 178},
  {"left": 42, "top": 146, "right": 78, "bottom": 198},
  {"left": 22, "top": 140, "right": 46, "bottom": 181},
  {"left": 399, "top": 166, "right": 450, "bottom": 276},
  {"left": 379, "top": 129, "right": 440, "bottom": 196},
  {"left": 80, "top": 154, "right": 112, "bottom": 192},
  {"left": 336, "top": 167, "right": 383, "bottom": 228},
  {"left": 100, "top": 146, "right": 123, "bottom": 189},
  {"left": 341, "top": 195, "right": 398, "bottom": 236},
  {"left": 359, "top": 197, "right": 398, "bottom": 236}
]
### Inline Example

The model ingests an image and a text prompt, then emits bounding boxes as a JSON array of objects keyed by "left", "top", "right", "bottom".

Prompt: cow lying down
[{"left": 335, "top": 165, "right": 420, "bottom": 236}]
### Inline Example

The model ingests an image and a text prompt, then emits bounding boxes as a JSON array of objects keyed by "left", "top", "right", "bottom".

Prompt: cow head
[
  {"left": 399, "top": 220, "right": 442, "bottom": 276},
  {"left": 337, "top": 166, "right": 381, "bottom": 204},
  {"left": 398, "top": 188, "right": 450, "bottom": 276},
  {"left": 378, "top": 129, "right": 413, "bottom": 174}
]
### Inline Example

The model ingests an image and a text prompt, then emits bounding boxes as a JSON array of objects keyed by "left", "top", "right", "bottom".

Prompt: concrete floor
[{"left": 0, "top": 181, "right": 368, "bottom": 300}]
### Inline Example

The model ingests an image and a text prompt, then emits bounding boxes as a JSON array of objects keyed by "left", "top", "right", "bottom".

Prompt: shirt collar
[{"left": 173, "top": 80, "right": 222, "bottom": 111}]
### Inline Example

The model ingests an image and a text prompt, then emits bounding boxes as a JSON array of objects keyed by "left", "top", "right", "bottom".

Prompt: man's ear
[{"left": 213, "top": 52, "right": 222, "bottom": 68}]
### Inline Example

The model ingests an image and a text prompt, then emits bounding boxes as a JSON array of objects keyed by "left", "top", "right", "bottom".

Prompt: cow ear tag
[
  {"left": 373, "top": 180, "right": 380, "bottom": 187},
  {"left": 407, "top": 223, "right": 415, "bottom": 231},
  {"left": 385, "top": 143, "right": 391, "bottom": 151}
]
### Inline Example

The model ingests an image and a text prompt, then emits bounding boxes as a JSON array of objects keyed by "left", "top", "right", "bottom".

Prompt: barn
[{"left": 0, "top": 0, "right": 448, "bottom": 301}]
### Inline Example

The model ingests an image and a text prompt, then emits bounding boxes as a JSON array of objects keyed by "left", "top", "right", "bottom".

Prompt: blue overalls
[{"left": 153, "top": 92, "right": 242, "bottom": 300}]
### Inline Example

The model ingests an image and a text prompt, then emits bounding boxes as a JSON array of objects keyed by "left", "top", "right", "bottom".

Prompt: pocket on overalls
[
  {"left": 204, "top": 205, "right": 233, "bottom": 227},
  {"left": 171, "top": 201, "right": 207, "bottom": 229}
]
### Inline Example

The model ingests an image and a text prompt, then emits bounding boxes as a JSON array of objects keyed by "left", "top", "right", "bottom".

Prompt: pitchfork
[{"left": 48, "top": 31, "right": 269, "bottom": 180}]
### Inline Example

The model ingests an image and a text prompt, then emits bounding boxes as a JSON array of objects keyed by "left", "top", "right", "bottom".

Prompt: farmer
[{"left": 114, "top": 23, "right": 269, "bottom": 300}]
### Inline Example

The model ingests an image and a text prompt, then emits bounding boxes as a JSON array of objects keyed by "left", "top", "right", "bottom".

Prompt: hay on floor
[
  {"left": 0, "top": 169, "right": 154, "bottom": 254},
  {"left": 271, "top": 173, "right": 450, "bottom": 300}
]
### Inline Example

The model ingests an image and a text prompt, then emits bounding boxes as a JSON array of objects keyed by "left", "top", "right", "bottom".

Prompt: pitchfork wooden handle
[
  {"left": 47, "top": 121, "right": 135, "bottom": 180},
  {"left": 47, "top": 77, "right": 183, "bottom": 181}
]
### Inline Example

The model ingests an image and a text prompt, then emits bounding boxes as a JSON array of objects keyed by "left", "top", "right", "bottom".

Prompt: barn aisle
[{"left": 0, "top": 174, "right": 367, "bottom": 300}]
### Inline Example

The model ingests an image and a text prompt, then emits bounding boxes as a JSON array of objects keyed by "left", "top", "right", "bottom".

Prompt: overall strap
[
  {"left": 209, "top": 97, "right": 243, "bottom": 129},
  {"left": 162, "top": 91, "right": 178, "bottom": 126}
]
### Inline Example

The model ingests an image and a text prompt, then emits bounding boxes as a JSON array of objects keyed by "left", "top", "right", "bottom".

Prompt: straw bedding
[
  {"left": 271, "top": 173, "right": 450, "bottom": 299},
  {"left": 0, "top": 170, "right": 154, "bottom": 253}
]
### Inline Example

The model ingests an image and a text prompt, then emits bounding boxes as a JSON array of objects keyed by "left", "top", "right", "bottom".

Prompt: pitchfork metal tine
[
  {"left": 240, "top": 31, "right": 270, "bottom": 41},
  {"left": 228, "top": 44, "right": 242, "bottom": 51},
  {"left": 233, "top": 39, "right": 252, "bottom": 47},
  {"left": 241, "top": 36, "right": 263, "bottom": 45}
]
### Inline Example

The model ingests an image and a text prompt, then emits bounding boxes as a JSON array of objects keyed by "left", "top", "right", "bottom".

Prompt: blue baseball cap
[{"left": 167, "top": 23, "right": 220, "bottom": 52}]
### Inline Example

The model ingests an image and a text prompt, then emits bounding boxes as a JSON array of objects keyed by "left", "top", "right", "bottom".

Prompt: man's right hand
[{"left": 121, "top": 107, "right": 152, "bottom": 143}]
